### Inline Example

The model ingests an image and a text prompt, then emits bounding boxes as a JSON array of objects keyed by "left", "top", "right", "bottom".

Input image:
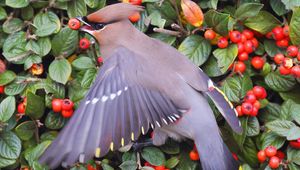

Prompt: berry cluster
[
  {"left": 0, "top": 85, "right": 4, "bottom": 94},
  {"left": 144, "top": 162, "right": 170, "bottom": 170},
  {"left": 52, "top": 99, "right": 74, "bottom": 118},
  {"left": 257, "top": 146, "right": 284, "bottom": 169},
  {"left": 289, "top": 138, "right": 300, "bottom": 149},
  {"left": 204, "top": 29, "right": 264, "bottom": 74},
  {"left": 266, "top": 25, "right": 290, "bottom": 48},
  {"left": 17, "top": 97, "right": 27, "bottom": 115},
  {"left": 235, "top": 86, "right": 267, "bottom": 117}
]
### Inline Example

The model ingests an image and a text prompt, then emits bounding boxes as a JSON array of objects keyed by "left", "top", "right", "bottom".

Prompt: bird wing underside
[{"left": 39, "top": 47, "right": 186, "bottom": 169}]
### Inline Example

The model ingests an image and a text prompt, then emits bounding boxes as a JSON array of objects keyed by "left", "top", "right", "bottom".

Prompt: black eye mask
[{"left": 77, "top": 16, "right": 114, "bottom": 30}]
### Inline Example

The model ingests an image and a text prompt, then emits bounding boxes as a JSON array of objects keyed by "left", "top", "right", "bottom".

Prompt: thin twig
[{"left": 153, "top": 27, "right": 182, "bottom": 37}]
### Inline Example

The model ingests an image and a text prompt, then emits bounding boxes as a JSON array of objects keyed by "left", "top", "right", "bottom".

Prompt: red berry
[
  {"left": 0, "top": 86, "right": 4, "bottom": 94},
  {"left": 234, "top": 61, "right": 246, "bottom": 73},
  {"left": 241, "top": 102, "right": 253, "bottom": 115},
  {"left": 244, "top": 40, "right": 254, "bottom": 53},
  {"left": 253, "top": 86, "right": 267, "bottom": 99},
  {"left": 244, "top": 93, "right": 256, "bottom": 103},
  {"left": 251, "top": 38, "right": 259, "bottom": 49},
  {"left": 250, "top": 107, "right": 258, "bottom": 117},
  {"left": 291, "top": 65, "right": 300, "bottom": 78},
  {"left": 87, "top": 164, "right": 96, "bottom": 170},
  {"left": 236, "top": 105, "right": 243, "bottom": 117},
  {"left": 68, "top": 18, "right": 81, "bottom": 30},
  {"left": 272, "top": 26, "right": 285, "bottom": 40},
  {"left": 289, "top": 141, "right": 300, "bottom": 149},
  {"left": 204, "top": 29, "right": 216, "bottom": 40},
  {"left": 237, "top": 42, "right": 245, "bottom": 54},
  {"left": 17, "top": 102, "right": 26, "bottom": 114},
  {"left": 253, "top": 100, "right": 261, "bottom": 109},
  {"left": 238, "top": 52, "right": 249, "bottom": 61},
  {"left": 246, "top": 90, "right": 254, "bottom": 95},
  {"left": 129, "top": 12, "right": 140, "bottom": 23},
  {"left": 242, "top": 29, "right": 254, "bottom": 40},
  {"left": 129, "top": 0, "right": 142, "bottom": 5},
  {"left": 276, "top": 39, "right": 289, "bottom": 48},
  {"left": 61, "top": 109, "right": 74, "bottom": 118},
  {"left": 79, "top": 38, "right": 90, "bottom": 49},
  {"left": 283, "top": 25, "right": 289, "bottom": 37},
  {"left": 232, "top": 153, "right": 238, "bottom": 161},
  {"left": 287, "top": 45, "right": 299, "bottom": 57},
  {"left": 297, "top": 52, "right": 300, "bottom": 61},
  {"left": 251, "top": 56, "right": 265, "bottom": 70},
  {"left": 266, "top": 32, "right": 273, "bottom": 39},
  {"left": 268, "top": 156, "right": 280, "bottom": 169},
  {"left": 257, "top": 150, "right": 267, "bottom": 163},
  {"left": 217, "top": 37, "right": 228, "bottom": 48},
  {"left": 62, "top": 99, "right": 74, "bottom": 111},
  {"left": 283, "top": 58, "right": 293, "bottom": 69},
  {"left": 265, "top": 146, "right": 277, "bottom": 157},
  {"left": 276, "top": 151, "right": 285, "bottom": 160},
  {"left": 189, "top": 150, "right": 200, "bottom": 161},
  {"left": 144, "top": 162, "right": 154, "bottom": 168},
  {"left": 52, "top": 99, "right": 63, "bottom": 113},
  {"left": 240, "top": 34, "right": 247, "bottom": 43},
  {"left": 97, "top": 57, "right": 103, "bottom": 64},
  {"left": 273, "top": 53, "right": 285, "bottom": 64},
  {"left": 155, "top": 166, "right": 165, "bottom": 170},
  {"left": 279, "top": 65, "right": 291, "bottom": 75},
  {"left": 229, "top": 30, "right": 242, "bottom": 43}
]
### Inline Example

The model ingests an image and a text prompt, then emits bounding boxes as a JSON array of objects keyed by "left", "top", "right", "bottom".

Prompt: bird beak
[{"left": 76, "top": 16, "right": 94, "bottom": 35}]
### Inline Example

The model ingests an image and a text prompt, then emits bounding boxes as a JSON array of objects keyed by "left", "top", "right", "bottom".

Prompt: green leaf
[
  {"left": 33, "top": 11, "right": 60, "bottom": 37},
  {"left": 5, "top": 0, "right": 29, "bottom": 8},
  {"left": 264, "top": 40, "right": 285, "bottom": 57},
  {"left": 265, "top": 120, "right": 295, "bottom": 137},
  {"left": 213, "top": 44, "right": 238, "bottom": 73},
  {"left": 165, "top": 157, "right": 179, "bottom": 169},
  {"left": 141, "top": 147, "right": 166, "bottom": 166},
  {"left": 240, "top": 138, "right": 258, "bottom": 167},
  {"left": 84, "top": 0, "right": 99, "bottom": 8},
  {"left": 235, "top": 3, "right": 264, "bottom": 20},
  {"left": 201, "top": 56, "right": 223, "bottom": 77},
  {"left": 147, "top": 11, "right": 166, "bottom": 28},
  {"left": 150, "top": 33, "right": 176, "bottom": 46},
  {"left": 0, "top": 7, "right": 7, "bottom": 20},
  {"left": 67, "top": 0, "right": 87, "bottom": 18},
  {"left": 281, "top": 99, "right": 300, "bottom": 121},
  {"left": 81, "top": 68, "right": 97, "bottom": 88},
  {"left": 49, "top": 58, "right": 72, "bottom": 84},
  {"left": 0, "top": 70, "right": 16, "bottom": 86},
  {"left": 204, "top": 10, "right": 230, "bottom": 36},
  {"left": 287, "top": 126, "right": 300, "bottom": 140},
  {"left": 176, "top": 149, "right": 198, "bottom": 170},
  {"left": 178, "top": 35, "right": 211, "bottom": 66},
  {"left": 270, "top": 0, "right": 289, "bottom": 16},
  {"left": 24, "top": 55, "right": 42, "bottom": 70},
  {"left": 261, "top": 131, "right": 286, "bottom": 150},
  {"left": 222, "top": 74, "right": 253, "bottom": 102},
  {"left": 37, "top": 37, "right": 52, "bottom": 56},
  {"left": 0, "top": 96, "right": 16, "bottom": 122},
  {"left": 119, "top": 160, "right": 138, "bottom": 170},
  {"left": 25, "top": 91, "right": 45, "bottom": 119},
  {"left": 246, "top": 117, "right": 260, "bottom": 136},
  {"left": 0, "top": 156, "right": 15, "bottom": 168},
  {"left": 265, "top": 71, "right": 296, "bottom": 92},
  {"left": 259, "top": 102, "right": 282, "bottom": 123},
  {"left": 24, "top": 140, "right": 51, "bottom": 167},
  {"left": 0, "top": 131, "right": 21, "bottom": 159},
  {"left": 122, "top": 151, "right": 137, "bottom": 162},
  {"left": 72, "top": 56, "right": 95, "bottom": 70},
  {"left": 21, "top": 5, "right": 34, "bottom": 20},
  {"left": 15, "top": 121, "right": 36, "bottom": 141},
  {"left": 287, "top": 147, "right": 300, "bottom": 165},
  {"left": 280, "top": 87, "right": 300, "bottom": 103},
  {"left": 199, "top": 0, "right": 218, "bottom": 10},
  {"left": 2, "top": 18, "right": 23, "bottom": 34},
  {"left": 281, "top": 0, "right": 300, "bottom": 10},
  {"left": 51, "top": 27, "right": 78, "bottom": 57},
  {"left": 134, "top": 11, "right": 148, "bottom": 33},
  {"left": 233, "top": 117, "right": 248, "bottom": 149},
  {"left": 290, "top": 7, "right": 300, "bottom": 45},
  {"left": 160, "top": 140, "right": 180, "bottom": 155},
  {"left": 4, "top": 76, "right": 27, "bottom": 95},
  {"left": 244, "top": 11, "right": 281, "bottom": 34},
  {"left": 45, "top": 111, "right": 66, "bottom": 130}
]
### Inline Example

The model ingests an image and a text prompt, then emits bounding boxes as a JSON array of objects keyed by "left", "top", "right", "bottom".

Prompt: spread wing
[{"left": 39, "top": 47, "right": 187, "bottom": 169}]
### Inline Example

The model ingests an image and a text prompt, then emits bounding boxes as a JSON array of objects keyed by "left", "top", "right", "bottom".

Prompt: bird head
[{"left": 77, "top": 3, "right": 144, "bottom": 44}]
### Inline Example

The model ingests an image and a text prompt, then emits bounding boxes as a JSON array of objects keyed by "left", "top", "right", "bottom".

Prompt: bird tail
[
  {"left": 205, "top": 83, "right": 242, "bottom": 134},
  {"left": 194, "top": 130, "right": 239, "bottom": 170}
]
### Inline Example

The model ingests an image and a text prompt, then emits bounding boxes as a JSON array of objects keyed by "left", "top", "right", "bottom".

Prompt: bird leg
[{"left": 132, "top": 139, "right": 154, "bottom": 152}]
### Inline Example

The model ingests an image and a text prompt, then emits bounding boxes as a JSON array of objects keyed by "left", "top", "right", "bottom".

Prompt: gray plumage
[{"left": 39, "top": 3, "right": 242, "bottom": 170}]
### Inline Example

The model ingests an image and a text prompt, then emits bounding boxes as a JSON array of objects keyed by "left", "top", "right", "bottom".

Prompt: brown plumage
[{"left": 39, "top": 3, "right": 242, "bottom": 170}]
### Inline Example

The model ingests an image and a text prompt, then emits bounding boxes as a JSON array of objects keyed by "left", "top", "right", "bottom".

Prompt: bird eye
[{"left": 94, "top": 23, "right": 105, "bottom": 30}]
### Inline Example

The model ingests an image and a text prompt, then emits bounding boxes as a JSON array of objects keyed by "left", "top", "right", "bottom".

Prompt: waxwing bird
[{"left": 39, "top": 3, "right": 242, "bottom": 170}]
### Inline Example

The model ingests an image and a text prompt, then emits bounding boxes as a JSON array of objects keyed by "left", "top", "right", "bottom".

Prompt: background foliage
[{"left": 0, "top": 0, "right": 300, "bottom": 169}]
